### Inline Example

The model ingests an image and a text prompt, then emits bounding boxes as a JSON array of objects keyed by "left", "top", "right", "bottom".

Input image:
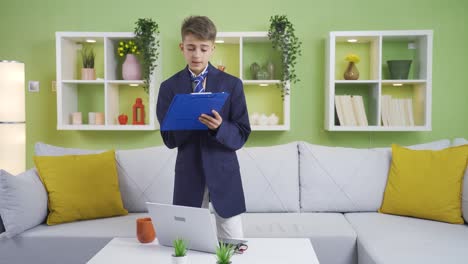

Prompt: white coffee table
[{"left": 87, "top": 237, "right": 320, "bottom": 264}]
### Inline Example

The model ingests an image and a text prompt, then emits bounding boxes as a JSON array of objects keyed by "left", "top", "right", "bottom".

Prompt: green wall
[{"left": 1, "top": 0, "right": 467, "bottom": 169}]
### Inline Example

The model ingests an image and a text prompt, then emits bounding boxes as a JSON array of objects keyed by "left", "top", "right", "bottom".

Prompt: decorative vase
[
  {"left": 81, "top": 68, "right": 96, "bottom": 80},
  {"left": 122, "top": 54, "right": 142, "bottom": 80},
  {"left": 171, "top": 255, "right": 188, "bottom": 264},
  {"left": 136, "top": 217, "right": 156, "bottom": 243},
  {"left": 266, "top": 61, "right": 275, "bottom": 80},
  {"left": 343, "top": 62, "right": 359, "bottom": 80},
  {"left": 250, "top": 62, "right": 260, "bottom": 80},
  {"left": 256, "top": 68, "right": 269, "bottom": 80},
  {"left": 387, "top": 60, "right": 412, "bottom": 79}
]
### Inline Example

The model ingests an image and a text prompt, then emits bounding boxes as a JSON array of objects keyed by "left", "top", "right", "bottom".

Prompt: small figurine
[
  {"left": 132, "top": 98, "right": 145, "bottom": 125},
  {"left": 118, "top": 114, "right": 128, "bottom": 125}
]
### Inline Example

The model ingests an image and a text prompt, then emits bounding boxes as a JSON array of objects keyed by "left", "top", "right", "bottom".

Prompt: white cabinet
[
  {"left": 55, "top": 32, "right": 161, "bottom": 130},
  {"left": 213, "top": 32, "right": 290, "bottom": 131},
  {"left": 325, "top": 30, "right": 433, "bottom": 131}
]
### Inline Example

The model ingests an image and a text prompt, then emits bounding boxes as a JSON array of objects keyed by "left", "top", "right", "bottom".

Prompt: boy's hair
[{"left": 181, "top": 16, "right": 217, "bottom": 42}]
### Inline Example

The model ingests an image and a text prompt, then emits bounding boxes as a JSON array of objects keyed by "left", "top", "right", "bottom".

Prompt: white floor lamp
[{"left": 0, "top": 61, "right": 25, "bottom": 175}]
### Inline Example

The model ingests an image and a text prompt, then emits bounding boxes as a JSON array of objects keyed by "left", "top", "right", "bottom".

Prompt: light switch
[{"left": 28, "top": 81, "right": 39, "bottom": 92}]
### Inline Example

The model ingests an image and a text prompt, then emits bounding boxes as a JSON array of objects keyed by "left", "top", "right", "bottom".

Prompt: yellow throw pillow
[
  {"left": 34, "top": 150, "right": 128, "bottom": 225},
  {"left": 379, "top": 144, "right": 468, "bottom": 224}
]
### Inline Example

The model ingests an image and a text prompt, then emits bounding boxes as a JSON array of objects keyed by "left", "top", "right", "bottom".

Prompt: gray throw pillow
[{"left": 0, "top": 169, "right": 48, "bottom": 238}]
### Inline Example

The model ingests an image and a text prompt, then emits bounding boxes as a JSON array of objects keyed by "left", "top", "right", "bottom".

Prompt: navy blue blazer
[{"left": 156, "top": 63, "right": 251, "bottom": 218}]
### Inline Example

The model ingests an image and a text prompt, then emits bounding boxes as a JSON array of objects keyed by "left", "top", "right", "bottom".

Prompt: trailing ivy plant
[
  {"left": 268, "top": 15, "right": 302, "bottom": 98},
  {"left": 134, "top": 18, "right": 160, "bottom": 93}
]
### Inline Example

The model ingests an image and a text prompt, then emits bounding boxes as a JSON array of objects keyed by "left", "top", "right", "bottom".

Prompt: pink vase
[{"left": 122, "top": 54, "right": 142, "bottom": 80}]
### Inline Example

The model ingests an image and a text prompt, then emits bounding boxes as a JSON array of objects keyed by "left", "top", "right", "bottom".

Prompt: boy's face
[{"left": 180, "top": 33, "right": 215, "bottom": 75}]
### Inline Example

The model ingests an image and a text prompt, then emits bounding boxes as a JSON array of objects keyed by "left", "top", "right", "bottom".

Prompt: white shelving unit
[
  {"left": 325, "top": 30, "right": 433, "bottom": 131},
  {"left": 214, "top": 32, "right": 290, "bottom": 131},
  {"left": 55, "top": 32, "right": 161, "bottom": 130}
]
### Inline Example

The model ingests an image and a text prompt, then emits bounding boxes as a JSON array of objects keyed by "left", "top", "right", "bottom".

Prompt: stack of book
[
  {"left": 335, "top": 95, "right": 368, "bottom": 126},
  {"left": 381, "top": 95, "right": 415, "bottom": 126}
]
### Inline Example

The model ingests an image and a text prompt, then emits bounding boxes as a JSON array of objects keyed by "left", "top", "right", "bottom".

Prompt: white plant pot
[
  {"left": 172, "top": 255, "right": 188, "bottom": 264},
  {"left": 81, "top": 68, "right": 96, "bottom": 80}
]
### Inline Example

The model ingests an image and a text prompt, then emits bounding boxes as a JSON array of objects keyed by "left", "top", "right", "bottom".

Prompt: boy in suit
[{"left": 156, "top": 16, "right": 251, "bottom": 239}]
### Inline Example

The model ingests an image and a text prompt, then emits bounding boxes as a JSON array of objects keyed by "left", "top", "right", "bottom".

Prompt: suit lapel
[{"left": 175, "top": 66, "right": 192, "bottom": 94}]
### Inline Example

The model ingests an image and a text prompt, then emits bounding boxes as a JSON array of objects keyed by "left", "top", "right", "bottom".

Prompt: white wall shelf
[
  {"left": 325, "top": 30, "right": 433, "bottom": 131},
  {"left": 56, "top": 32, "right": 161, "bottom": 131},
  {"left": 214, "top": 32, "right": 290, "bottom": 131}
]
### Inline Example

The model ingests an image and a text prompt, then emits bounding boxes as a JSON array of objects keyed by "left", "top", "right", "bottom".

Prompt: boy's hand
[{"left": 199, "top": 110, "right": 223, "bottom": 130}]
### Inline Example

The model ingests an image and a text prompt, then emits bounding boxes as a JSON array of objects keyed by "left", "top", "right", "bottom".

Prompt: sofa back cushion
[
  {"left": 35, "top": 142, "right": 102, "bottom": 156},
  {"left": 115, "top": 146, "right": 176, "bottom": 212},
  {"left": 237, "top": 142, "right": 300, "bottom": 212},
  {"left": 299, "top": 140, "right": 451, "bottom": 212},
  {"left": 453, "top": 138, "right": 468, "bottom": 223},
  {"left": 35, "top": 142, "right": 176, "bottom": 213}
]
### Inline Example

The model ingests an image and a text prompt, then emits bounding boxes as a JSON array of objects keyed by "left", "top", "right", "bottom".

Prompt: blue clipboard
[{"left": 161, "top": 92, "right": 229, "bottom": 131}]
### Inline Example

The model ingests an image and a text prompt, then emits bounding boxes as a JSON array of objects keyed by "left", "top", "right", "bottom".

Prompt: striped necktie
[{"left": 191, "top": 69, "right": 208, "bottom": 93}]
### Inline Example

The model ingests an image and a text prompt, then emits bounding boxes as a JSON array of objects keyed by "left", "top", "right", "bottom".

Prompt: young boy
[{"left": 156, "top": 16, "right": 251, "bottom": 239}]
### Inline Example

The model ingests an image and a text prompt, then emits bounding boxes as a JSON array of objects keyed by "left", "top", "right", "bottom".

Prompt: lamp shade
[
  {"left": 0, "top": 61, "right": 25, "bottom": 174},
  {"left": 0, "top": 61, "right": 25, "bottom": 122},
  {"left": 0, "top": 124, "right": 25, "bottom": 174}
]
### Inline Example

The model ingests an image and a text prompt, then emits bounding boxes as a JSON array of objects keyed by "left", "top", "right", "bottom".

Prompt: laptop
[{"left": 146, "top": 202, "right": 247, "bottom": 253}]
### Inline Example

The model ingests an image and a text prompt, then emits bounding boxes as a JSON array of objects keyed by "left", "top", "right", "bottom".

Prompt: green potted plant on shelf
[
  {"left": 134, "top": 18, "right": 160, "bottom": 93},
  {"left": 268, "top": 15, "right": 302, "bottom": 98},
  {"left": 172, "top": 238, "right": 188, "bottom": 264},
  {"left": 215, "top": 242, "right": 235, "bottom": 264},
  {"left": 81, "top": 45, "right": 96, "bottom": 80}
]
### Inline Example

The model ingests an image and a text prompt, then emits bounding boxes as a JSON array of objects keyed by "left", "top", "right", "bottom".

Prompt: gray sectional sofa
[{"left": 1, "top": 139, "right": 467, "bottom": 264}]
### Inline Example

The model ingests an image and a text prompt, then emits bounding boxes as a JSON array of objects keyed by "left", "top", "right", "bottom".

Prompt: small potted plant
[
  {"left": 117, "top": 40, "right": 141, "bottom": 80},
  {"left": 172, "top": 238, "right": 188, "bottom": 264},
  {"left": 344, "top": 53, "right": 360, "bottom": 80},
  {"left": 81, "top": 45, "right": 95, "bottom": 80},
  {"left": 215, "top": 242, "right": 234, "bottom": 264}
]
